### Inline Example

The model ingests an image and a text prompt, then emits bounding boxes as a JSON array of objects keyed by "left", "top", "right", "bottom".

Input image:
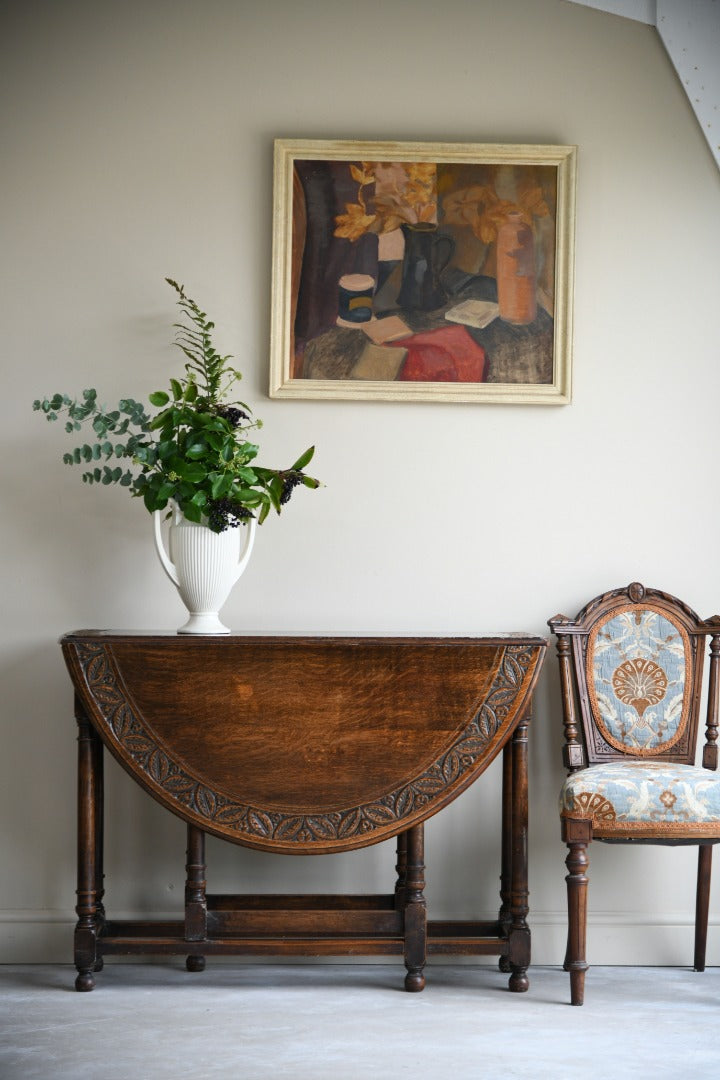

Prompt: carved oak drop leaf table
[{"left": 61, "top": 632, "right": 546, "bottom": 994}]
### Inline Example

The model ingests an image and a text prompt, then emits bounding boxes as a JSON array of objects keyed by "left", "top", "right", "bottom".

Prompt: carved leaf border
[{"left": 76, "top": 643, "right": 535, "bottom": 846}]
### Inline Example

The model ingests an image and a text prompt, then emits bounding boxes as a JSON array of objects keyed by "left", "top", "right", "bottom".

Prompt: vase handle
[
  {"left": 433, "top": 233, "right": 455, "bottom": 275},
  {"left": 153, "top": 509, "right": 180, "bottom": 587},
  {"left": 234, "top": 516, "right": 257, "bottom": 583}
]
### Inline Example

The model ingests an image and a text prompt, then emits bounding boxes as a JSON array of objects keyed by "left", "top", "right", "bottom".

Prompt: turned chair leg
[
  {"left": 694, "top": 845, "right": 713, "bottom": 972},
  {"left": 564, "top": 836, "right": 590, "bottom": 1006}
]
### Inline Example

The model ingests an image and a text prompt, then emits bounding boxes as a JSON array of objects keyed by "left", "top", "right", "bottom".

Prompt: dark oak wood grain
[{"left": 62, "top": 631, "right": 545, "bottom": 993}]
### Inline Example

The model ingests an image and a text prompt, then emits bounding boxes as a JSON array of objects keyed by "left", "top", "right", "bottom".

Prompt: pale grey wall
[{"left": 1, "top": 0, "right": 719, "bottom": 965}]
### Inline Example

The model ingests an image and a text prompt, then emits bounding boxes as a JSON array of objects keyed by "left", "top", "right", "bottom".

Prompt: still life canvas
[{"left": 270, "top": 140, "right": 576, "bottom": 404}]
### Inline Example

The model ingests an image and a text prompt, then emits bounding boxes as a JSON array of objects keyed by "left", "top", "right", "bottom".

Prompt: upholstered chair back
[
  {"left": 553, "top": 582, "right": 708, "bottom": 770},
  {"left": 587, "top": 603, "right": 693, "bottom": 756}
]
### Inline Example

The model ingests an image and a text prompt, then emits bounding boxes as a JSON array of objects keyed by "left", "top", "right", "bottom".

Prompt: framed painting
[{"left": 269, "top": 139, "right": 576, "bottom": 404}]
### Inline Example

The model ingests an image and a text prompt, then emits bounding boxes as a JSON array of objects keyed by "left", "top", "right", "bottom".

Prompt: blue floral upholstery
[
  {"left": 560, "top": 761, "right": 720, "bottom": 838},
  {"left": 587, "top": 606, "right": 691, "bottom": 755}
]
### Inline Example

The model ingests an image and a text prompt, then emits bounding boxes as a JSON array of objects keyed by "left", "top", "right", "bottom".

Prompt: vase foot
[{"left": 177, "top": 613, "right": 231, "bottom": 635}]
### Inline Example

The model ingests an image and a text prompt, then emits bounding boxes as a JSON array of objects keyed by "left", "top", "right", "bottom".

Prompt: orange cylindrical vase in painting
[{"left": 496, "top": 211, "right": 537, "bottom": 325}]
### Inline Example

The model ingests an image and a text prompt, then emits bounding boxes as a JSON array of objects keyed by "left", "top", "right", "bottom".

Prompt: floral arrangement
[
  {"left": 441, "top": 180, "right": 549, "bottom": 245},
  {"left": 333, "top": 161, "right": 549, "bottom": 249},
  {"left": 33, "top": 278, "right": 319, "bottom": 532},
  {"left": 334, "top": 162, "right": 437, "bottom": 242}
]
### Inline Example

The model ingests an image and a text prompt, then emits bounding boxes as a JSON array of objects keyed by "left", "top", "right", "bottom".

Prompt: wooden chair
[{"left": 548, "top": 582, "right": 720, "bottom": 1005}]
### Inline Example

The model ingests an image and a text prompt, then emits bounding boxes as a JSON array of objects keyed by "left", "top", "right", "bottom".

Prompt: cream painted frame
[{"left": 269, "top": 139, "right": 576, "bottom": 404}]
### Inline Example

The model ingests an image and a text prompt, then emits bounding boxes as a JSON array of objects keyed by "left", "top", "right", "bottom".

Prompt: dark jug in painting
[{"left": 397, "top": 222, "right": 455, "bottom": 311}]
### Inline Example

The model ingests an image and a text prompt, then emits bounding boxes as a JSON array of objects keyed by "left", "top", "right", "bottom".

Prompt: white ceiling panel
[
  {"left": 565, "top": 0, "right": 655, "bottom": 22},
  {"left": 656, "top": 1, "right": 720, "bottom": 169},
  {"left": 567, "top": 0, "right": 720, "bottom": 170}
]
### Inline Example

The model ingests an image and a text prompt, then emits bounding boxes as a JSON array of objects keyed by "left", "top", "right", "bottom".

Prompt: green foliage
[{"left": 33, "top": 279, "right": 320, "bottom": 532}]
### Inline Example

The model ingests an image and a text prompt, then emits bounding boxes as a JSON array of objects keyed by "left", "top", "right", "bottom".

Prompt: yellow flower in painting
[
  {"left": 404, "top": 180, "right": 434, "bottom": 210},
  {"left": 441, "top": 180, "right": 549, "bottom": 246},
  {"left": 442, "top": 185, "right": 495, "bottom": 227},
  {"left": 334, "top": 162, "right": 438, "bottom": 240},
  {"left": 334, "top": 202, "right": 376, "bottom": 241},
  {"left": 350, "top": 162, "right": 375, "bottom": 187},
  {"left": 477, "top": 199, "right": 516, "bottom": 244},
  {"left": 442, "top": 184, "right": 511, "bottom": 243},
  {"left": 415, "top": 202, "right": 437, "bottom": 223},
  {"left": 518, "top": 183, "right": 550, "bottom": 220},
  {"left": 404, "top": 163, "right": 436, "bottom": 220},
  {"left": 407, "top": 163, "right": 435, "bottom": 184}
]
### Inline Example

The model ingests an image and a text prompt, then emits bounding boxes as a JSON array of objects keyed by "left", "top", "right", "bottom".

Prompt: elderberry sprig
[{"left": 206, "top": 498, "right": 255, "bottom": 531}]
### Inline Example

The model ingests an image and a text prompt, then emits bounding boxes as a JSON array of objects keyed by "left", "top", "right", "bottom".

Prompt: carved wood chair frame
[{"left": 549, "top": 581, "right": 720, "bottom": 1005}]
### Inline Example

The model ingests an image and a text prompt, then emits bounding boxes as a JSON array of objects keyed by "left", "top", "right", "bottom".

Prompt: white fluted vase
[{"left": 153, "top": 504, "right": 256, "bottom": 634}]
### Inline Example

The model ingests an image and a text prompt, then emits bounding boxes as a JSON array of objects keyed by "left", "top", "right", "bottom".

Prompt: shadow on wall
[{"left": 0, "top": 642, "right": 77, "bottom": 913}]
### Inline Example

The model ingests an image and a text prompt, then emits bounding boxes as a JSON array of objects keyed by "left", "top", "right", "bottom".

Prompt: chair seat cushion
[{"left": 560, "top": 761, "right": 720, "bottom": 838}]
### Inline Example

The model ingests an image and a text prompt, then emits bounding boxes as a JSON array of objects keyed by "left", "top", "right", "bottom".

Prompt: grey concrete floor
[{"left": 1, "top": 963, "right": 719, "bottom": 1079}]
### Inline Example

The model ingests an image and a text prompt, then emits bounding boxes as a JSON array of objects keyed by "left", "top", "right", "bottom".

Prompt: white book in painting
[{"left": 444, "top": 299, "right": 499, "bottom": 330}]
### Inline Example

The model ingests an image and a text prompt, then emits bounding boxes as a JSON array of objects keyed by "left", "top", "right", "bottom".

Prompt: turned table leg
[
  {"left": 74, "top": 704, "right": 102, "bottom": 991},
  {"left": 403, "top": 822, "right": 426, "bottom": 992},
  {"left": 507, "top": 714, "right": 530, "bottom": 993},
  {"left": 394, "top": 829, "right": 408, "bottom": 910},
  {"left": 498, "top": 739, "right": 513, "bottom": 973},
  {"left": 185, "top": 824, "right": 207, "bottom": 972},
  {"left": 91, "top": 721, "right": 105, "bottom": 971}
]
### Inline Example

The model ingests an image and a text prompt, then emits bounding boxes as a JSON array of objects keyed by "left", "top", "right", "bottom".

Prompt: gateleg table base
[{"left": 65, "top": 633, "right": 543, "bottom": 995}]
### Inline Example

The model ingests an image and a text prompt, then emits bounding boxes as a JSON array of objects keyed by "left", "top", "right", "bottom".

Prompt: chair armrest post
[
  {"left": 551, "top": 623, "right": 586, "bottom": 772},
  {"left": 703, "top": 627, "right": 720, "bottom": 771}
]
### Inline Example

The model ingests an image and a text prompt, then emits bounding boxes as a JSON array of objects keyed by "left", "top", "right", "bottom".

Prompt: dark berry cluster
[
  {"left": 207, "top": 497, "right": 254, "bottom": 532},
  {"left": 216, "top": 405, "right": 249, "bottom": 429},
  {"left": 280, "top": 471, "right": 303, "bottom": 506}
]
